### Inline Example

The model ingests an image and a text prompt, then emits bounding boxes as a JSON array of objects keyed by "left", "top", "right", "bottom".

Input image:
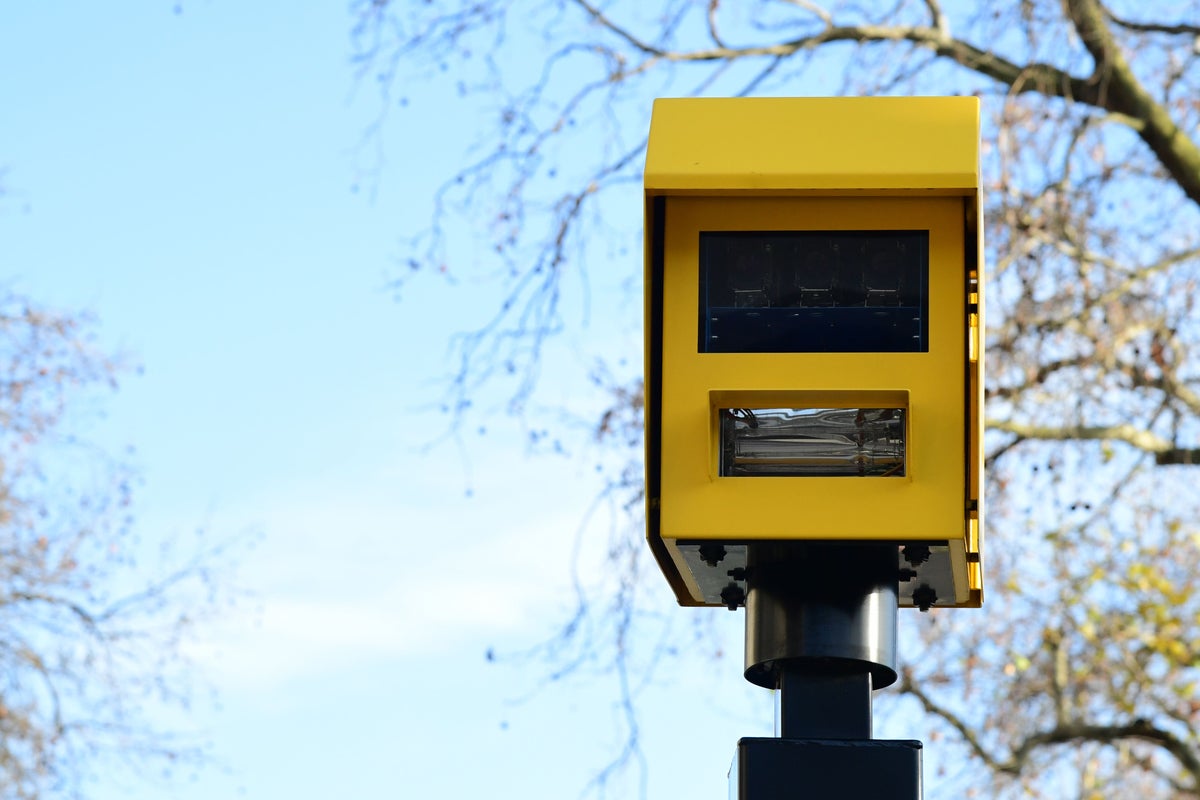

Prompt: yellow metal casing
[{"left": 644, "top": 97, "right": 983, "bottom": 609}]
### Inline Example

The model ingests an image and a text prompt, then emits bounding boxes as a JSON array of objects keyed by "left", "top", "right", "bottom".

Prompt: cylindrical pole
[
  {"left": 743, "top": 543, "right": 899, "bottom": 742},
  {"left": 744, "top": 543, "right": 899, "bottom": 692},
  {"left": 734, "top": 544, "right": 920, "bottom": 799}
]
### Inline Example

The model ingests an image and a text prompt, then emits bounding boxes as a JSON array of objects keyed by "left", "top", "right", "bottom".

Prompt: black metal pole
[
  {"left": 777, "top": 665, "right": 871, "bottom": 740},
  {"left": 731, "top": 543, "right": 922, "bottom": 800}
]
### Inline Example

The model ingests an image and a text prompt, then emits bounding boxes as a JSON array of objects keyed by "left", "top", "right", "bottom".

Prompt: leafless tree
[
  {"left": 0, "top": 291, "right": 240, "bottom": 799},
  {"left": 356, "top": 0, "right": 1200, "bottom": 796}
]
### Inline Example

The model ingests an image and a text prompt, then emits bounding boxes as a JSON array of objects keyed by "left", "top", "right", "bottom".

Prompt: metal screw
[
  {"left": 912, "top": 584, "right": 937, "bottom": 612},
  {"left": 903, "top": 544, "right": 931, "bottom": 566},
  {"left": 699, "top": 543, "right": 727, "bottom": 568},
  {"left": 720, "top": 583, "right": 746, "bottom": 611}
]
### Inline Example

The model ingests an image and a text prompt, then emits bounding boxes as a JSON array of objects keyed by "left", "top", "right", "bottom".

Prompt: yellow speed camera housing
[{"left": 644, "top": 97, "right": 983, "bottom": 609}]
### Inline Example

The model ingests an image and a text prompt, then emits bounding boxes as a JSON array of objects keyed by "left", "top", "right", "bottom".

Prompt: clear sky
[{"left": 0, "top": 3, "right": 774, "bottom": 799}]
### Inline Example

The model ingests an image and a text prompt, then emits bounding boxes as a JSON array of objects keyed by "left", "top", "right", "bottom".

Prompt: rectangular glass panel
[
  {"left": 700, "top": 231, "right": 928, "bottom": 353},
  {"left": 720, "top": 407, "right": 906, "bottom": 477}
]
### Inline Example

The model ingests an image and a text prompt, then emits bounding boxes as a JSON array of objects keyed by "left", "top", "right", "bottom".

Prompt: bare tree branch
[
  {"left": 367, "top": 2, "right": 1200, "bottom": 795},
  {"left": 1065, "top": 0, "right": 1200, "bottom": 205},
  {"left": 987, "top": 419, "right": 1172, "bottom": 452},
  {"left": 1103, "top": 8, "right": 1200, "bottom": 38}
]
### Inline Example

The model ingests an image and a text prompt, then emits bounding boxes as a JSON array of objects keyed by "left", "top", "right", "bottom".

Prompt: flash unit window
[
  {"left": 720, "top": 407, "right": 906, "bottom": 477},
  {"left": 700, "top": 231, "right": 928, "bottom": 353}
]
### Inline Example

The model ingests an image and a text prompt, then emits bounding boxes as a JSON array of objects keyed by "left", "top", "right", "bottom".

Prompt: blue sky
[{"left": 0, "top": 3, "right": 774, "bottom": 799}]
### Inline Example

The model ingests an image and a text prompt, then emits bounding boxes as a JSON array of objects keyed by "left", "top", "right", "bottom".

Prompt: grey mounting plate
[{"left": 673, "top": 542, "right": 956, "bottom": 610}]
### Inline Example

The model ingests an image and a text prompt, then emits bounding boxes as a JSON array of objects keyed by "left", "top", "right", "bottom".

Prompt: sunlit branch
[
  {"left": 904, "top": 668, "right": 1200, "bottom": 785},
  {"left": 571, "top": 3, "right": 1096, "bottom": 103},
  {"left": 370, "top": 2, "right": 1200, "bottom": 794},
  {"left": 1065, "top": 0, "right": 1200, "bottom": 205},
  {"left": 777, "top": 0, "right": 832, "bottom": 26},
  {"left": 574, "top": 0, "right": 1200, "bottom": 207},
  {"left": 922, "top": 0, "right": 949, "bottom": 38},
  {"left": 1010, "top": 720, "right": 1200, "bottom": 787},
  {"left": 706, "top": 0, "right": 725, "bottom": 49},
  {"left": 986, "top": 419, "right": 1172, "bottom": 453},
  {"left": 899, "top": 669, "right": 1008, "bottom": 772}
]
